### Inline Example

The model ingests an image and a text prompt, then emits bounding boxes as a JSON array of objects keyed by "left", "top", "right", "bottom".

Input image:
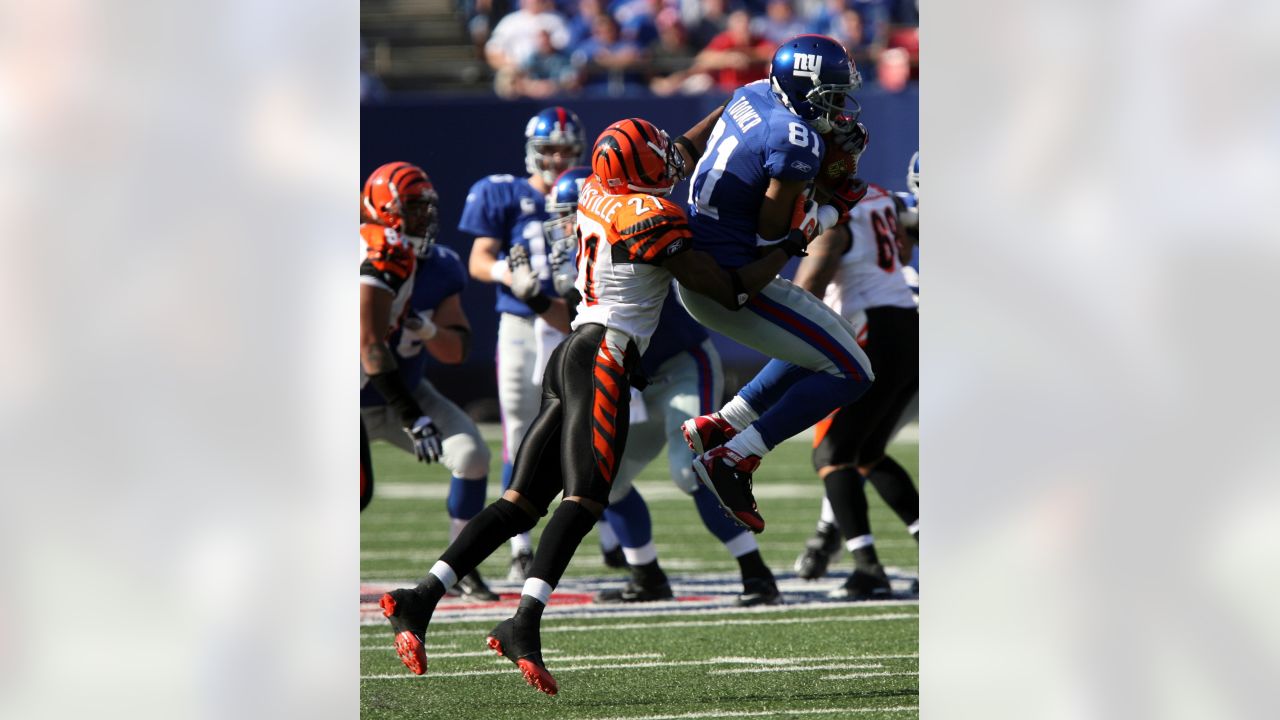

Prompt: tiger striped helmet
[
  {"left": 361, "top": 161, "right": 439, "bottom": 254},
  {"left": 591, "top": 118, "right": 678, "bottom": 196}
]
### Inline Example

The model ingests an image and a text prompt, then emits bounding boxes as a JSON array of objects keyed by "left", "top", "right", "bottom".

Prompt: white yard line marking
[
  {"left": 708, "top": 663, "right": 883, "bottom": 674},
  {"left": 591, "top": 706, "right": 919, "bottom": 720},
  {"left": 362, "top": 611, "right": 916, "bottom": 638},
  {"left": 820, "top": 671, "right": 919, "bottom": 680},
  {"left": 363, "top": 654, "right": 914, "bottom": 680}
]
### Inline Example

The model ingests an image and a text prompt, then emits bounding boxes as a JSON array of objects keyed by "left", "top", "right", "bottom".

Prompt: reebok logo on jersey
[
  {"left": 666, "top": 238, "right": 685, "bottom": 255},
  {"left": 794, "top": 53, "right": 822, "bottom": 81},
  {"left": 791, "top": 160, "right": 813, "bottom": 173},
  {"left": 520, "top": 197, "right": 537, "bottom": 215}
]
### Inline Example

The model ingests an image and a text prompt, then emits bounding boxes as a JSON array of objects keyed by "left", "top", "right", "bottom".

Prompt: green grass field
[{"left": 361, "top": 432, "right": 919, "bottom": 719}]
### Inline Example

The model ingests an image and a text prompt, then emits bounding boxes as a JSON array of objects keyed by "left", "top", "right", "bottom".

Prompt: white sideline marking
[
  {"left": 585, "top": 706, "right": 920, "bottom": 720},
  {"left": 709, "top": 663, "right": 883, "bottom": 674},
  {"left": 362, "top": 612, "right": 916, "bottom": 638},
  {"left": 820, "top": 671, "right": 920, "bottom": 680}
]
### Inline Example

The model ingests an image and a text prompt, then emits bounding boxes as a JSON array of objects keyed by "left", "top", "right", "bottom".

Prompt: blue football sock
[
  {"left": 602, "top": 487, "right": 652, "bottom": 548},
  {"left": 691, "top": 486, "right": 745, "bottom": 543},
  {"left": 737, "top": 359, "right": 812, "bottom": 416},
  {"left": 500, "top": 461, "right": 513, "bottom": 491},
  {"left": 753, "top": 371, "right": 870, "bottom": 449},
  {"left": 446, "top": 476, "right": 487, "bottom": 520}
]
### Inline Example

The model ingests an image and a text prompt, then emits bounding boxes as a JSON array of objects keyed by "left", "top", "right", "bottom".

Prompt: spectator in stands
[
  {"left": 614, "top": 0, "right": 661, "bottom": 48},
  {"left": 876, "top": 45, "right": 911, "bottom": 92},
  {"left": 572, "top": 13, "right": 650, "bottom": 96},
  {"left": 751, "top": 0, "right": 806, "bottom": 45},
  {"left": 683, "top": 0, "right": 732, "bottom": 50},
  {"left": 466, "top": 0, "right": 513, "bottom": 60},
  {"left": 653, "top": 7, "right": 693, "bottom": 59},
  {"left": 486, "top": 0, "right": 572, "bottom": 96},
  {"left": 512, "top": 28, "right": 582, "bottom": 98},
  {"left": 567, "top": 0, "right": 607, "bottom": 48},
  {"left": 361, "top": 41, "right": 388, "bottom": 103}
]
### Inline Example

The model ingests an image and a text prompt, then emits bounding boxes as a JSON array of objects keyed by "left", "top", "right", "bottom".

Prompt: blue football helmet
[
  {"left": 769, "top": 34, "right": 861, "bottom": 134},
  {"left": 525, "top": 107, "right": 586, "bottom": 186},
  {"left": 907, "top": 151, "right": 920, "bottom": 199},
  {"left": 543, "top": 166, "right": 592, "bottom": 245}
]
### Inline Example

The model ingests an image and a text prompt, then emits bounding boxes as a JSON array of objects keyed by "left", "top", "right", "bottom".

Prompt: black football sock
[
  {"left": 851, "top": 544, "right": 882, "bottom": 572},
  {"left": 630, "top": 560, "right": 668, "bottom": 587},
  {"left": 822, "top": 467, "right": 873, "bottom": 542},
  {"left": 527, "top": 499, "right": 600, "bottom": 589},
  {"left": 426, "top": 499, "right": 538, "bottom": 600},
  {"left": 513, "top": 594, "right": 547, "bottom": 638},
  {"left": 735, "top": 549, "right": 772, "bottom": 582},
  {"left": 864, "top": 456, "right": 919, "bottom": 530}
]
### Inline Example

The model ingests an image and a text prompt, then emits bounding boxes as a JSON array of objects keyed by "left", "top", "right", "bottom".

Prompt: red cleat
[
  {"left": 486, "top": 617, "right": 559, "bottom": 696},
  {"left": 380, "top": 589, "right": 431, "bottom": 675},
  {"left": 681, "top": 412, "right": 737, "bottom": 455}
]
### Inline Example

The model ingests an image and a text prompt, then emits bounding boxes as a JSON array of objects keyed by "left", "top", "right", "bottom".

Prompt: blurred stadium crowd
[{"left": 363, "top": 0, "right": 918, "bottom": 98}]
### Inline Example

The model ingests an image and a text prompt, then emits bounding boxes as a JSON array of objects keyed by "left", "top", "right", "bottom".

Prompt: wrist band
[
  {"left": 525, "top": 292, "right": 551, "bottom": 314},
  {"left": 489, "top": 259, "right": 509, "bottom": 284},
  {"left": 673, "top": 135, "right": 701, "bottom": 163}
]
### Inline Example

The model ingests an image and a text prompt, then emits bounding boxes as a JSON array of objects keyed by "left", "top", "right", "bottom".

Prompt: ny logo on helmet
[{"left": 794, "top": 53, "right": 822, "bottom": 81}]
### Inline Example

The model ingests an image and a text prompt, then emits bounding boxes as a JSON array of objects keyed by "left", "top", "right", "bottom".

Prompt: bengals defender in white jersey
[
  {"left": 377, "top": 117, "right": 811, "bottom": 695},
  {"left": 791, "top": 178, "right": 920, "bottom": 600}
]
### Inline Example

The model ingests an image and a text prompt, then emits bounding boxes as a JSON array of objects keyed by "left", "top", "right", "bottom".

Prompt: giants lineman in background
[
  {"left": 359, "top": 161, "right": 498, "bottom": 601},
  {"left": 379, "top": 118, "right": 808, "bottom": 694},
  {"left": 790, "top": 158, "right": 921, "bottom": 600},
  {"left": 461, "top": 106, "right": 583, "bottom": 582}
]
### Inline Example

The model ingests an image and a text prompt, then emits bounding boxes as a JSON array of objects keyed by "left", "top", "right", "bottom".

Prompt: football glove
[
  {"left": 396, "top": 326, "right": 423, "bottom": 358},
  {"left": 507, "top": 245, "right": 542, "bottom": 301},
  {"left": 828, "top": 175, "right": 869, "bottom": 221},
  {"left": 405, "top": 416, "right": 443, "bottom": 464},
  {"left": 549, "top": 237, "right": 577, "bottom": 297},
  {"left": 830, "top": 120, "right": 870, "bottom": 173}
]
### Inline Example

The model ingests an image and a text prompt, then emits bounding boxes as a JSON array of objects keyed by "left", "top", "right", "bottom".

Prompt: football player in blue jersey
[
  {"left": 539, "top": 167, "right": 783, "bottom": 606},
  {"left": 460, "top": 106, "right": 584, "bottom": 582},
  {"left": 675, "top": 34, "right": 877, "bottom": 534},
  {"left": 360, "top": 163, "right": 498, "bottom": 601}
]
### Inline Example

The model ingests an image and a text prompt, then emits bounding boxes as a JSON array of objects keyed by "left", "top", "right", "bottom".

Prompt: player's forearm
[
  {"left": 425, "top": 326, "right": 471, "bottom": 364},
  {"left": 732, "top": 248, "right": 790, "bottom": 299},
  {"left": 540, "top": 298, "right": 571, "bottom": 334},
  {"left": 793, "top": 228, "right": 845, "bottom": 296},
  {"left": 361, "top": 339, "right": 398, "bottom": 376}
]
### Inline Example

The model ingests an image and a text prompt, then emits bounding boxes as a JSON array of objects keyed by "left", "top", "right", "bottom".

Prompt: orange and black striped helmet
[
  {"left": 361, "top": 161, "right": 438, "bottom": 235},
  {"left": 591, "top": 118, "right": 677, "bottom": 196}
]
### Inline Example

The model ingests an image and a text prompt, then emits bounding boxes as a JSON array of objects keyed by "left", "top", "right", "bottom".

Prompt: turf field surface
[{"left": 362, "top": 431, "right": 918, "bottom": 719}]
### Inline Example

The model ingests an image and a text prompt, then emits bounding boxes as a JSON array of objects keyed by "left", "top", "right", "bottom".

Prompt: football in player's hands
[{"left": 815, "top": 121, "right": 869, "bottom": 198}]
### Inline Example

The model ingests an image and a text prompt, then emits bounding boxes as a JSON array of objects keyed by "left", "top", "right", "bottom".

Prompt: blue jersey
[
  {"left": 688, "top": 81, "right": 825, "bottom": 269},
  {"left": 639, "top": 291, "right": 709, "bottom": 378},
  {"left": 458, "top": 174, "right": 557, "bottom": 316},
  {"left": 361, "top": 245, "right": 468, "bottom": 408}
]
